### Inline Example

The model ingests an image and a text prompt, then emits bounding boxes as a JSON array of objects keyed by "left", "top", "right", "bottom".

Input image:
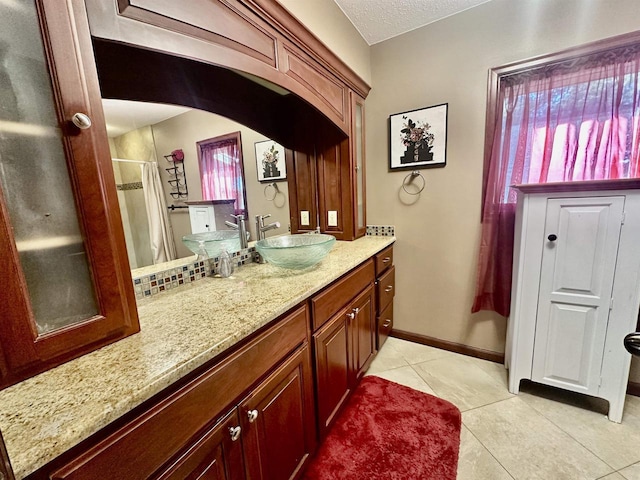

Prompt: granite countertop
[{"left": 0, "top": 235, "right": 394, "bottom": 479}]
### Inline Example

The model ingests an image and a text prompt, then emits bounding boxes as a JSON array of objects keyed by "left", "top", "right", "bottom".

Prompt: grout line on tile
[
  {"left": 517, "top": 396, "right": 622, "bottom": 473},
  {"left": 462, "top": 424, "right": 516, "bottom": 480}
]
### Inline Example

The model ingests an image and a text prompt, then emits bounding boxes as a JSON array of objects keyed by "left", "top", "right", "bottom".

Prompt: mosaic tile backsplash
[
  {"left": 132, "top": 246, "right": 256, "bottom": 300},
  {"left": 133, "top": 226, "right": 394, "bottom": 300},
  {"left": 366, "top": 225, "right": 395, "bottom": 236}
]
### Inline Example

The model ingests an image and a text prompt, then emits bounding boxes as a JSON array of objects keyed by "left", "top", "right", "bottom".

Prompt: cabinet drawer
[
  {"left": 311, "top": 260, "right": 374, "bottom": 331},
  {"left": 374, "top": 246, "right": 393, "bottom": 276},
  {"left": 50, "top": 306, "right": 308, "bottom": 480},
  {"left": 376, "top": 265, "right": 395, "bottom": 312},
  {"left": 377, "top": 303, "right": 393, "bottom": 350}
]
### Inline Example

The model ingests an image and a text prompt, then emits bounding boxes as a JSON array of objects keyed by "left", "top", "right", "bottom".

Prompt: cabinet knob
[
  {"left": 384, "top": 285, "right": 393, "bottom": 293},
  {"left": 346, "top": 312, "right": 355, "bottom": 320},
  {"left": 71, "top": 112, "right": 92, "bottom": 130},
  {"left": 247, "top": 409, "right": 259, "bottom": 423},
  {"left": 382, "top": 319, "right": 392, "bottom": 328},
  {"left": 352, "top": 307, "right": 360, "bottom": 314},
  {"left": 382, "top": 257, "right": 391, "bottom": 264},
  {"left": 229, "top": 425, "right": 241, "bottom": 442},
  {"left": 547, "top": 234, "right": 558, "bottom": 242}
]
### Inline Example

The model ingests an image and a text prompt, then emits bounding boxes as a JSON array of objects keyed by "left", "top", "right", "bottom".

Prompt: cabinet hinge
[
  {"left": 622, "top": 212, "right": 626, "bottom": 225},
  {"left": 609, "top": 297, "right": 614, "bottom": 311}
]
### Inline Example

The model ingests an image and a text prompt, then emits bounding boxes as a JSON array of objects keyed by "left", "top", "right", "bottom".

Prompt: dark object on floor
[{"left": 303, "top": 375, "right": 461, "bottom": 480}]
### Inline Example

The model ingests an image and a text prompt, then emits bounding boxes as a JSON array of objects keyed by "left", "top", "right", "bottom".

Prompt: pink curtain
[
  {"left": 473, "top": 48, "right": 640, "bottom": 317},
  {"left": 199, "top": 140, "right": 245, "bottom": 214}
]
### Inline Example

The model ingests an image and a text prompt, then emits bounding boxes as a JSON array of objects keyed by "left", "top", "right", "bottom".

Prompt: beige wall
[
  {"left": 365, "top": 0, "right": 640, "bottom": 355},
  {"left": 275, "top": 0, "right": 371, "bottom": 86},
  {"left": 151, "top": 110, "right": 290, "bottom": 259}
]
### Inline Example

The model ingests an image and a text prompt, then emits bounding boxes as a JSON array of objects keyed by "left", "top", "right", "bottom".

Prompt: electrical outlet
[
  {"left": 328, "top": 210, "right": 338, "bottom": 227},
  {"left": 300, "top": 211, "right": 310, "bottom": 226}
]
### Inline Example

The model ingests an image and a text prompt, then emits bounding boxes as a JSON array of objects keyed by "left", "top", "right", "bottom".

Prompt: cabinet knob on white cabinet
[
  {"left": 71, "top": 112, "right": 92, "bottom": 129},
  {"left": 547, "top": 234, "right": 558, "bottom": 242},
  {"left": 229, "top": 425, "right": 241, "bottom": 442},
  {"left": 247, "top": 409, "right": 259, "bottom": 423}
]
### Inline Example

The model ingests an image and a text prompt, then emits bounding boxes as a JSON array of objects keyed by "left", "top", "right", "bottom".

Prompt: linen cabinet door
[
  {"left": 532, "top": 196, "right": 624, "bottom": 396},
  {"left": 240, "top": 346, "right": 316, "bottom": 480},
  {"left": 313, "top": 310, "right": 352, "bottom": 438},
  {"left": 154, "top": 410, "right": 245, "bottom": 480}
]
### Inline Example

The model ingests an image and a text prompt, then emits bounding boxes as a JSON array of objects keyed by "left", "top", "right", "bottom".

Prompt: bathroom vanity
[{"left": 0, "top": 236, "right": 394, "bottom": 480}]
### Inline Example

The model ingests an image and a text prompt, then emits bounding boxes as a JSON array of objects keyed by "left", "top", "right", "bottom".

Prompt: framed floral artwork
[
  {"left": 255, "top": 139, "right": 287, "bottom": 182},
  {"left": 389, "top": 103, "right": 448, "bottom": 171}
]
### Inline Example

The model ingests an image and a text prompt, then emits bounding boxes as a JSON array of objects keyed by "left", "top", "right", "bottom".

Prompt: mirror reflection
[{"left": 102, "top": 99, "right": 291, "bottom": 270}]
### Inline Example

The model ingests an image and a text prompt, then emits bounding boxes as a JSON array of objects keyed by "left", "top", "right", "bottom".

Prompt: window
[
  {"left": 197, "top": 131, "right": 248, "bottom": 216},
  {"left": 473, "top": 34, "right": 640, "bottom": 317}
]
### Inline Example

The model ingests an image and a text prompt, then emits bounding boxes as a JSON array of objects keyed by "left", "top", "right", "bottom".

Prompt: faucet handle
[{"left": 231, "top": 213, "right": 245, "bottom": 221}]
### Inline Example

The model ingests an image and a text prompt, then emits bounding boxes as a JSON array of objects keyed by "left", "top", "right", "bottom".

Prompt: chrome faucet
[
  {"left": 255, "top": 214, "right": 281, "bottom": 241},
  {"left": 224, "top": 214, "right": 249, "bottom": 249},
  {"left": 255, "top": 214, "right": 281, "bottom": 264}
]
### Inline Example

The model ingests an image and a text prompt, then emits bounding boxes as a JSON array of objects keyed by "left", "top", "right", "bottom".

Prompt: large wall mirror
[{"left": 102, "top": 99, "right": 291, "bottom": 269}]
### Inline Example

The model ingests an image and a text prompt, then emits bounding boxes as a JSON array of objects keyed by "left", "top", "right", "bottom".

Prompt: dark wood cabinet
[
  {"left": 240, "top": 346, "right": 315, "bottom": 480},
  {"left": 160, "top": 344, "right": 315, "bottom": 480},
  {"left": 374, "top": 246, "right": 395, "bottom": 349},
  {"left": 154, "top": 410, "right": 245, "bottom": 480},
  {"left": 36, "top": 306, "right": 312, "bottom": 480},
  {"left": 288, "top": 92, "right": 367, "bottom": 241},
  {"left": 311, "top": 261, "right": 376, "bottom": 437},
  {"left": 0, "top": 0, "right": 138, "bottom": 389}
]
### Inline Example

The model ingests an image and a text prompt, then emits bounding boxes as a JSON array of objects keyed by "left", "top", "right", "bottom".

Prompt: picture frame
[
  {"left": 389, "top": 103, "right": 448, "bottom": 171},
  {"left": 255, "top": 139, "right": 287, "bottom": 182}
]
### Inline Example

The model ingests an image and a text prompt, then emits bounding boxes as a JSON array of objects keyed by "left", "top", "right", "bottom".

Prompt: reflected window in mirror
[{"left": 197, "top": 131, "right": 248, "bottom": 216}]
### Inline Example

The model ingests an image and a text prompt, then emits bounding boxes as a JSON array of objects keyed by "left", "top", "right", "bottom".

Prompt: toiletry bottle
[
  {"left": 218, "top": 247, "right": 234, "bottom": 278},
  {"left": 196, "top": 240, "right": 209, "bottom": 263}
]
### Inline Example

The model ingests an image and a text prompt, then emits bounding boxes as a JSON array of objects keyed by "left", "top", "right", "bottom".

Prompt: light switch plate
[
  {"left": 300, "top": 210, "right": 310, "bottom": 226},
  {"left": 328, "top": 210, "right": 338, "bottom": 227}
]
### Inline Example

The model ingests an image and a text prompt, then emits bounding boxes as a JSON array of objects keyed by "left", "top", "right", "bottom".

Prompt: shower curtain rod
[{"left": 111, "top": 158, "right": 156, "bottom": 165}]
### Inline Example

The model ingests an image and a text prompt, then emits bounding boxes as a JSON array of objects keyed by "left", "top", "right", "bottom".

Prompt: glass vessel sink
[
  {"left": 182, "top": 231, "right": 246, "bottom": 258},
  {"left": 255, "top": 234, "right": 336, "bottom": 269}
]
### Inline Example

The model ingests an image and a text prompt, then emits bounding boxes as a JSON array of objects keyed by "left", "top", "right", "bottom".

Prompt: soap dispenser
[{"left": 218, "top": 247, "right": 234, "bottom": 278}]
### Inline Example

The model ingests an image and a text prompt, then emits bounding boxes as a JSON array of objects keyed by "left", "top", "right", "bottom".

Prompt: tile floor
[{"left": 366, "top": 337, "right": 640, "bottom": 480}]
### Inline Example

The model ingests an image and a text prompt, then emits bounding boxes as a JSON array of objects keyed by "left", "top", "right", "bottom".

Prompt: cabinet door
[
  {"left": 154, "top": 410, "right": 245, "bottom": 480},
  {"left": 350, "top": 92, "right": 366, "bottom": 239},
  {"left": 313, "top": 308, "right": 351, "bottom": 438},
  {"left": 286, "top": 148, "right": 318, "bottom": 234},
  {"left": 240, "top": 345, "right": 316, "bottom": 480},
  {"left": 0, "top": 0, "right": 138, "bottom": 387},
  {"left": 532, "top": 196, "right": 624, "bottom": 395},
  {"left": 350, "top": 285, "right": 376, "bottom": 383}
]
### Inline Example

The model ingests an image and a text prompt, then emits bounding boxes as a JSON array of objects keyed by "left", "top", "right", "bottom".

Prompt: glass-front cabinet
[
  {"left": 351, "top": 93, "right": 367, "bottom": 238},
  {"left": 0, "top": 0, "right": 139, "bottom": 388}
]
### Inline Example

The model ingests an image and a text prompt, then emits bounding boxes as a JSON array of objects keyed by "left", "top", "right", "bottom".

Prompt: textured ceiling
[{"left": 333, "top": 0, "right": 492, "bottom": 45}]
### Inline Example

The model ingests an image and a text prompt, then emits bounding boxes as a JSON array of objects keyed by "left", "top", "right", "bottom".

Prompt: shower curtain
[{"left": 141, "top": 162, "right": 177, "bottom": 264}]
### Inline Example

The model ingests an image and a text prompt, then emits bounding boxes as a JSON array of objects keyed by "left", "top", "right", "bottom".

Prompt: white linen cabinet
[{"left": 506, "top": 180, "right": 640, "bottom": 422}]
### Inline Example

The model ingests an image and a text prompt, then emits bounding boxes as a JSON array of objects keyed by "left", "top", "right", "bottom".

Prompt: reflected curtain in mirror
[
  {"left": 141, "top": 161, "right": 177, "bottom": 264},
  {"left": 197, "top": 131, "right": 247, "bottom": 216}
]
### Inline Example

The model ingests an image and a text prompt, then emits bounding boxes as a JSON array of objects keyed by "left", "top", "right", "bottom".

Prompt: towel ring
[
  {"left": 264, "top": 182, "right": 280, "bottom": 201},
  {"left": 402, "top": 171, "right": 425, "bottom": 195}
]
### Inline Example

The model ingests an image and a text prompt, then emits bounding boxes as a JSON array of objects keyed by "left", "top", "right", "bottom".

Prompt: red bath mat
[{"left": 303, "top": 375, "right": 461, "bottom": 480}]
